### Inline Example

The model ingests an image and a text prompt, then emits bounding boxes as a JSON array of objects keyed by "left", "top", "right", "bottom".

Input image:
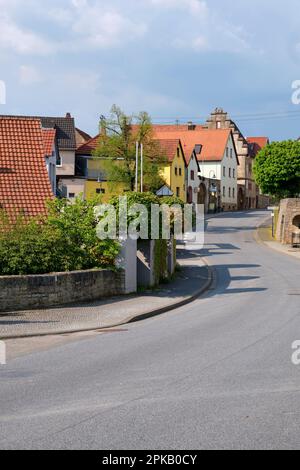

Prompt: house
[
  {"left": 247, "top": 136, "right": 270, "bottom": 208},
  {"left": 155, "top": 138, "right": 187, "bottom": 202},
  {"left": 38, "top": 113, "right": 86, "bottom": 199},
  {"left": 204, "top": 109, "right": 270, "bottom": 210},
  {"left": 0, "top": 117, "right": 54, "bottom": 221},
  {"left": 153, "top": 128, "right": 207, "bottom": 208},
  {"left": 76, "top": 135, "right": 128, "bottom": 202},
  {"left": 152, "top": 126, "right": 238, "bottom": 211}
]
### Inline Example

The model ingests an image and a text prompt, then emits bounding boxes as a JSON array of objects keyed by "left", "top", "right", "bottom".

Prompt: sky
[{"left": 1, "top": 0, "right": 300, "bottom": 140}]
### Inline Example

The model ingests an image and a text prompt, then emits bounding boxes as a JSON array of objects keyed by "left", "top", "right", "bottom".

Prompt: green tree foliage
[
  {"left": 253, "top": 141, "right": 300, "bottom": 198},
  {"left": 0, "top": 198, "right": 120, "bottom": 275},
  {"left": 93, "top": 105, "right": 167, "bottom": 192}
]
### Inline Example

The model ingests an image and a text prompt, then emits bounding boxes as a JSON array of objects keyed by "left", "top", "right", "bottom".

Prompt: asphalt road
[{"left": 0, "top": 211, "right": 300, "bottom": 450}]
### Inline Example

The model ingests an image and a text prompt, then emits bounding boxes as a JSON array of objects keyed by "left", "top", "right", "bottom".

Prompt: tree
[
  {"left": 253, "top": 140, "right": 300, "bottom": 198},
  {"left": 93, "top": 105, "right": 167, "bottom": 193}
]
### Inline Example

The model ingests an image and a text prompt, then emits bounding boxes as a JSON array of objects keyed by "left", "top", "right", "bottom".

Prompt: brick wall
[
  {"left": 276, "top": 198, "right": 300, "bottom": 244},
  {"left": 0, "top": 269, "right": 125, "bottom": 312}
]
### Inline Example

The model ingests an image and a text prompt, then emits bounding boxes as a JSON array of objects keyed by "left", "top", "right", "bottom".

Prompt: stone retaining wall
[
  {"left": 276, "top": 198, "right": 300, "bottom": 244},
  {"left": 0, "top": 269, "right": 125, "bottom": 312}
]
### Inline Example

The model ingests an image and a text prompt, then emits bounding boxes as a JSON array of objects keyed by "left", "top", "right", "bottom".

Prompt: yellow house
[
  {"left": 76, "top": 135, "right": 187, "bottom": 202},
  {"left": 156, "top": 138, "right": 187, "bottom": 202},
  {"left": 76, "top": 135, "right": 129, "bottom": 202}
]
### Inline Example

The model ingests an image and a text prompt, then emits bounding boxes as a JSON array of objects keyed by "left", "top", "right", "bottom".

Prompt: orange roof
[
  {"left": 155, "top": 138, "right": 186, "bottom": 164},
  {"left": 76, "top": 134, "right": 100, "bottom": 155},
  {"left": 42, "top": 128, "right": 56, "bottom": 156},
  {"left": 0, "top": 117, "right": 53, "bottom": 221},
  {"left": 247, "top": 137, "right": 269, "bottom": 148},
  {"left": 153, "top": 128, "right": 233, "bottom": 163}
]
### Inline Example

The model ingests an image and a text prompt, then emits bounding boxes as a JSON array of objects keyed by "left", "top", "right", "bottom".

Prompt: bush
[{"left": 0, "top": 198, "right": 120, "bottom": 276}]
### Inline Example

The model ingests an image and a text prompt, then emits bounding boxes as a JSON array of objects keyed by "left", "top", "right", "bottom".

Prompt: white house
[
  {"left": 186, "top": 149, "right": 201, "bottom": 206},
  {"left": 197, "top": 129, "right": 239, "bottom": 211}
]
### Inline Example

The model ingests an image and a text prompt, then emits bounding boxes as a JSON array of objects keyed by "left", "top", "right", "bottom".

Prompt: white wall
[
  {"left": 186, "top": 153, "right": 201, "bottom": 205},
  {"left": 198, "top": 134, "right": 238, "bottom": 208},
  {"left": 56, "top": 150, "right": 76, "bottom": 177}
]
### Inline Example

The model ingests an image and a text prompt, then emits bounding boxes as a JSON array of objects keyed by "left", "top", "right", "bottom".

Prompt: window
[
  {"left": 175, "top": 167, "right": 178, "bottom": 176},
  {"left": 177, "top": 148, "right": 180, "bottom": 158},
  {"left": 69, "top": 193, "right": 75, "bottom": 199},
  {"left": 223, "top": 166, "right": 226, "bottom": 177},
  {"left": 191, "top": 170, "right": 195, "bottom": 181},
  {"left": 229, "top": 168, "right": 231, "bottom": 178},
  {"left": 230, "top": 149, "right": 233, "bottom": 158},
  {"left": 233, "top": 188, "right": 235, "bottom": 199},
  {"left": 228, "top": 188, "right": 231, "bottom": 198},
  {"left": 226, "top": 148, "right": 229, "bottom": 157},
  {"left": 217, "top": 121, "right": 221, "bottom": 129},
  {"left": 56, "top": 153, "right": 62, "bottom": 167},
  {"left": 233, "top": 169, "right": 235, "bottom": 179},
  {"left": 179, "top": 168, "right": 182, "bottom": 176},
  {"left": 96, "top": 188, "right": 105, "bottom": 194},
  {"left": 223, "top": 187, "right": 225, "bottom": 197},
  {"left": 176, "top": 187, "right": 180, "bottom": 197}
]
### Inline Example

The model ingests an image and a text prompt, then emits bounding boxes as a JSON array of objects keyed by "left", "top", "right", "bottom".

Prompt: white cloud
[
  {"left": 19, "top": 65, "right": 43, "bottom": 85},
  {"left": 150, "top": 0, "right": 208, "bottom": 16},
  {"left": 0, "top": 12, "right": 54, "bottom": 55}
]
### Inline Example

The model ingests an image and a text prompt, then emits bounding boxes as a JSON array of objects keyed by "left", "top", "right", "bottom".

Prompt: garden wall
[{"left": 0, "top": 269, "right": 126, "bottom": 312}]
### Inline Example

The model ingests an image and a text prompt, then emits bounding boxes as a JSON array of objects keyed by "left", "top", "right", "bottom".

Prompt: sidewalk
[
  {"left": 256, "top": 222, "right": 300, "bottom": 260},
  {"left": 0, "top": 248, "right": 213, "bottom": 340}
]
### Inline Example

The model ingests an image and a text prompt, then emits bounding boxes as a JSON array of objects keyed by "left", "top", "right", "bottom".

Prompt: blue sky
[{"left": 0, "top": 0, "right": 300, "bottom": 140}]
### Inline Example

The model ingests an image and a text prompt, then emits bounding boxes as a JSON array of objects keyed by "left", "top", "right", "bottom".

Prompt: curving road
[{"left": 0, "top": 211, "right": 300, "bottom": 450}]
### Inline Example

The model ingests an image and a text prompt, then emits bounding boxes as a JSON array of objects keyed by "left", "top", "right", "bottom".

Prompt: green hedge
[{"left": 0, "top": 198, "right": 120, "bottom": 276}]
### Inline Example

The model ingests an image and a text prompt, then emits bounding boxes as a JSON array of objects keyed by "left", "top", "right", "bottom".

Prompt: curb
[
  {"left": 254, "top": 219, "right": 300, "bottom": 260},
  {"left": 1, "top": 258, "right": 215, "bottom": 341}
]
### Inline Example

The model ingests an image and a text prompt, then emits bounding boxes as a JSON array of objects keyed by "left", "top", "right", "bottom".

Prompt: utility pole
[
  {"left": 140, "top": 143, "right": 144, "bottom": 193},
  {"left": 135, "top": 141, "right": 139, "bottom": 192}
]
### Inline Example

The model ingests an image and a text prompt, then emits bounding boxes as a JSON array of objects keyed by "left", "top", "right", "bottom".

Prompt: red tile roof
[
  {"left": 153, "top": 128, "right": 233, "bottom": 163},
  {"left": 42, "top": 128, "right": 56, "bottom": 156},
  {"left": 0, "top": 117, "right": 53, "bottom": 221},
  {"left": 247, "top": 137, "right": 269, "bottom": 157},
  {"left": 76, "top": 135, "right": 100, "bottom": 155},
  {"left": 155, "top": 138, "right": 186, "bottom": 164},
  {"left": 247, "top": 137, "right": 269, "bottom": 148}
]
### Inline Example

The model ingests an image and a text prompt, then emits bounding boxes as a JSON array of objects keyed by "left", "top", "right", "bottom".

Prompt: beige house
[{"left": 204, "top": 108, "right": 269, "bottom": 210}]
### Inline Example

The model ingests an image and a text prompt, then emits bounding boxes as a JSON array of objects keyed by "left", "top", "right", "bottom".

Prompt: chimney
[
  {"left": 188, "top": 121, "right": 196, "bottom": 131},
  {"left": 66, "top": 112, "right": 71, "bottom": 118}
]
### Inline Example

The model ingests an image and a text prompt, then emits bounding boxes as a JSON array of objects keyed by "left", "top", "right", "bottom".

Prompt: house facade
[
  {"left": 204, "top": 108, "right": 269, "bottom": 210},
  {"left": 156, "top": 138, "right": 187, "bottom": 202}
]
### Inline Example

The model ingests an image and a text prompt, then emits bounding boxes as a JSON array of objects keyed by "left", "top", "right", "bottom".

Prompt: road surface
[{"left": 0, "top": 211, "right": 300, "bottom": 450}]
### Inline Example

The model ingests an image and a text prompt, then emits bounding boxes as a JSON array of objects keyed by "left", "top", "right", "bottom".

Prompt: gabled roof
[
  {"left": 42, "top": 128, "right": 56, "bottom": 156},
  {"left": 0, "top": 117, "right": 53, "bottom": 221},
  {"left": 155, "top": 138, "right": 187, "bottom": 165},
  {"left": 0, "top": 113, "right": 77, "bottom": 150},
  {"left": 76, "top": 127, "right": 92, "bottom": 143},
  {"left": 153, "top": 128, "right": 236, "bottom": 163},
  {"left": 40, "top": 115, "right": 76, "bottom": 151},
  {"left": 156, "top": 185, "right": 174, "bottom": 197},
  {"left": 76, "top": 134, "right": 100, "bottom": 156},
  {"left": 247, "top": 137, "right": 269, "bottom": 158}
]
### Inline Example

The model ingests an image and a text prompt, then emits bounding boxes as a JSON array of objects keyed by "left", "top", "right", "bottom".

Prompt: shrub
[{"left": 0, "top": 198, "right": 120, "bottom": 276}]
